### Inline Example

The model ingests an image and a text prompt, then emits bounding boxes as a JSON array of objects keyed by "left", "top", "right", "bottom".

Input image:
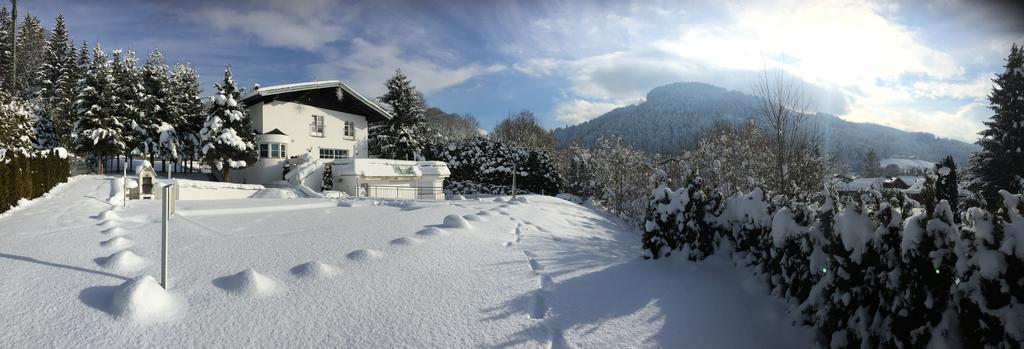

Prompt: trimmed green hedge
[{"left": 0, "top": 150, "right": 70, "bottom": 214}]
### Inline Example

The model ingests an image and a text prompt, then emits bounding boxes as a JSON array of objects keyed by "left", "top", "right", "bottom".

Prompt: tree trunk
[
  {"left": 96, "top": 156, "right": 105, "bottom": 175},
  {"left": 221, "top": 167, "right": 230, "bottom": 182}
]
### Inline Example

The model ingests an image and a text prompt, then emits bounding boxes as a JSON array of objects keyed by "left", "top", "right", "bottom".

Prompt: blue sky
[{"left": 14, "top": 0, "right": 1024, "bottom": 141}]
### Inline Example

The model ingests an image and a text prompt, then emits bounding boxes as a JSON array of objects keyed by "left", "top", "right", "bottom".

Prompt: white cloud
[
  {"left": 912, "top": 77, "right": 991, "bottom": 100},
  {"left": 843, "top": 101, "right": 989, "bottom": 142},
  {"left": 310, "top": 38, "right": 505, "bottom": 98},
  {"left": 195, "top": 0, "right": 351, "bottom": 51},
  {"left": 553, "top": 99, "right": 626, "bottom": 124}
]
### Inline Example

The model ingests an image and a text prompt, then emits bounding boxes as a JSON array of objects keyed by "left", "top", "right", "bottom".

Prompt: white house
[{"left": 228, "top": 80, "right": 450, "bottom": 198}]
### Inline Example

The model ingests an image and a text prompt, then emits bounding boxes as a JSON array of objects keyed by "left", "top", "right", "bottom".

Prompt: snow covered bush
[
  {"left": 642, "top": 173, "right": 723, "bottom": 261},
  {"left": 0, "top": 149, "right": 70, "bottom": 214},
  {"left": 431, "top": 137, "right": 562, "bottom": 196},
  {"left": 199, "top": 67, "right": 257, "bottom": 181}
]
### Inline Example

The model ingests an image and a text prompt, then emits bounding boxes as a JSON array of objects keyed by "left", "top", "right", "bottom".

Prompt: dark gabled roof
[
  {"left": 240, "top": 80, "right": 392, "bottom": 122},
  {"left": 264, "top": 128, "right": 287, "bottom": 135}
]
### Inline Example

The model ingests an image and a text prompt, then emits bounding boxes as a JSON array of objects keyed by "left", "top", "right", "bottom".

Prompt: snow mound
[
  {"left": 463, "top": 214, "right": 486, "bottom": 222},
  {"left": 453, "top": 194, "right": 467, "bottom": 200},
  {"left": 443, "top": 215, "right": 472, "bottom": 229},
  {"left": 389, "top": 237, "right": 422, "bottom": 246},
  {"left": 96, "top": 250, "right": 149, "bottom": 272},
  {"left": 493, "top": 197, "right": 507, "bottom": 203},
  {"left": 100, "top": 237, "right": 133, "bottom": 249},
  {"left": 97, "top": 220, "right": 120, "bottom": 229},
  {"left": 415, "top": 227, "right": 448, "bottom": 236},
  {"left": 290, "top": 261, "right": 338, "bottom": 279},
  {"left": 97, "top": 210, "right": 120, "bottom": 221},
  {"left": 346, "top": 249, "right": 382, "bottom": 261},
  {"left": 338, "top": 200, "right": 374, "bottom": 208},
  {"left": 477, "top": 210, "right": 493, "bottom": 216},
  {"left": 213, "top": 269, "right": 281, "bottom": 296},
  {"left": 514, "top": 196, "right": 530, "bottom": 204},
  {"left": 110, "top": 275, "right": 180, "bottom": 322},
  {"left": 101, "top": 227, "right": 128, "bottom": 237}
]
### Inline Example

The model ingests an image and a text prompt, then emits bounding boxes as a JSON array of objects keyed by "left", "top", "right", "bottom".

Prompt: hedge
[{"left": 0, "top": 149, "right": 71, "bottom": 214}]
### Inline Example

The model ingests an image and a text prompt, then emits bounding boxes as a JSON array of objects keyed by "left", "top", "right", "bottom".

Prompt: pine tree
[
  {"left": 969, "top": 43, "right": 1024, "bottom": 206},
  {"left": 935, "top": 156, "right": 959, "bottom": 221},
  {"left": 0, "top": 6, "right": 12, "bottom": 94},
  {"left": 110, "top": 49, "right": 145, "bottom": 162},
  {"left": 0, "top": 96, "right": 34, "bottom": 154},
  {"left": 860, "top": 149, "right": 881, "bottom": 177},
  {"left": 73, "top": 44, "right": 123, "bottom": 174},
  {"left": 36, "top": 13, "right": 77, "bottom": 148},
  {"left": 15, "top": 14, "right": 47, "bottom": 98},
  {"left": 140, "top": 49, "right": 171, "bottom": 162},
  {"left": 29, "top": 102, "right": 59, "bottom": 149},
  {"left": 199, "top": 67, "right": 257, "bottom": 181},
  {"left": 168, "top": 63, "right": 203, "bottom": 171},
  {"left": 321, "top": 164, "right": 333, "bottom": 191},
  {"left": 564, "top": 144, "right": 598, "bottom": 199},
  {"left": 370, "top": 69, "right": 428, "bottom": 160}
]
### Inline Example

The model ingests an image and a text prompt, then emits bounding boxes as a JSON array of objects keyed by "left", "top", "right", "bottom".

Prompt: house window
[
  {"left": 343, "top": 120, "right": 354, "bottom": 138},
  {"left": 260, "top": 143, "right": 287, "bottom": 159},
  {"left": 310, "top": 115, "right": 325, "bottom": 137},
  {"left": 319, "top": 148, "right": 350, "bottom": 159}
]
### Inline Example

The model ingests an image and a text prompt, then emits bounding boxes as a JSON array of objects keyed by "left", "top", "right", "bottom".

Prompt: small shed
[{"left": 135, "top": 161, "right": 158, "bottom": 200}]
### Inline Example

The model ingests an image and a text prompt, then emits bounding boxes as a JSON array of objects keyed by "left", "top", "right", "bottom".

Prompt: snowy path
[{"left": 0, "top": 176, "right": 814, "bottom": 348}]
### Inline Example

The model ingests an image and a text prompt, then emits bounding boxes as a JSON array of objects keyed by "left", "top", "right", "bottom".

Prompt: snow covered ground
[{"left": 0, "top": 175, "right": 815, "bottom": 348}]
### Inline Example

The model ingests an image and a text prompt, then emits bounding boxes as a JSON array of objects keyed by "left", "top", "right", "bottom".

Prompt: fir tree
[
  {"left": 371, "top": 69, "right": 428, "bottom": 160},
  {"left": 860, "top": 149, "right": 881, "bottom": 177},
  {"left": 969, "top": 43, "right": 1024, "bottom": 206},
  {"left": 564, "top": 144, "right": 598, "bottom": 199},
  {"left": 935, "top": 156, "right": 959, "bottom": 221},
  {"left": 15, "top": 14, "right": 47, "bottom": 98},
  {"left": 29, "top": 102, "right": 59, "bottom": 149},
  {"left": 321, "top": 164, "right": 333, "bottom": 191},
  {"left": 168, "top": 63, "right": 203, "bottom": 171},
  {"left": 36, "top": 13, "right": 77, "bottom": 148},
  {"left": 73, "top": 45, "right": 123, "bottom": 174},
  {"left": 0, "top": 96, "right": 34, "bottom": 154},
  {"left": 0, "top": 6, "right": 12, "bottom": 94},
  {"left": 109, "top": 50, "right": 145, "bottom": 164},
  {"left": 141, "top": 49, "right": 171, "bottom": 162},
  {"left": 199, "top": 67, "right": 257, "bottom": 181}
]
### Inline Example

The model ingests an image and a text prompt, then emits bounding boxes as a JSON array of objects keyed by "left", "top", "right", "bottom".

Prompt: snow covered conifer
[
  {"left": 321, "top": 164, "right": 333, "bottom": 191},
  {"left": 935, "top": 156, "right": 959, "bottom": 220},
  {"left": 36, "top": 13, "right": 78, "bottom": 147},
  {"left": 199, "top": 67, "right": 257, "bottom": 181},
  {"left": 168, "top": 64, "right": 204, "bottom": 170},
  {"left": 371, "top": 69, "right": 428, "bottom": 160},
  {"left": 140, "top": 49, "right": 172, "bottom": 162},
  {"left": 860, "top": 149, "right": 881, "bottom": 177},
  {"left": 0, "top": 97, "right": 35, "bottom": 154},
  {"left": 73, "top": 45, "right": 123, "bottom": 174},
  {"left": 110, "top": 50, "right": 146, "bottom": 163},
  {"left": 969, "top": 43, "right": 1024, "bottom": 206},
  {"left": 564, "top": 144, "right": 599, "bottom": 199},
  {"left": 15, "top": 14, "right": 47, "bottom": 98}
]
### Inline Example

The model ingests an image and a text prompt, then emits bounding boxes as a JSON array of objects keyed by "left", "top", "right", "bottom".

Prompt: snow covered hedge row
[
  {"left": 0, "top": 149, "right": 70, "bottom": 214},
  {"left": 427, "top": 137, "right": 561, "bottom": 195},
  {"left": 643, "top": 174, "right": 1024, "bottom": 348}
]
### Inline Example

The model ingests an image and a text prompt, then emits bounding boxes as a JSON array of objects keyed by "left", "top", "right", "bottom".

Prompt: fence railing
[{"left": 360, "top": 185, "right": 449, "bottom": 200}]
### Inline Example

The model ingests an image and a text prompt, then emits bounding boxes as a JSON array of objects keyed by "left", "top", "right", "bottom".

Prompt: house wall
[{"left": 236, "top": 100, "right": 370, "bottom": 185}]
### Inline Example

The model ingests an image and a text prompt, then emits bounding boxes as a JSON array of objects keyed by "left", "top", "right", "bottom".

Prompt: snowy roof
[
  {"left": 332, "top": 158, "right": 423, "bottom": 178},
  {"left": 417, "top": 161, "right": 451, "bottom": 177},
  {"left": 240, "top": 80, "right": 391, "bottom": 121},
  {"left": 905, "top": 178, "right": 927, "bottom": 194},
  {"left": 833, "top": 177, "right": 883, "bottom": 192}
]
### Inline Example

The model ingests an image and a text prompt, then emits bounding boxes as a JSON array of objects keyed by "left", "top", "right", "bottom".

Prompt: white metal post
[
  {"left": 161, "top": 184, "right": 172, "bottom": 289},
  {"left": 122, "top": 166, "right": 127, "bottom": 207}
]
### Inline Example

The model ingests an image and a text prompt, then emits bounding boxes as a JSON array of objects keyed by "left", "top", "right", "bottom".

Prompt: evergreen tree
[
  {"left": 168, "top": 63, "right": 203, "bottom": 170},
  {"left": 370, "top": 69, "right": 428, "bottom": 160},
  {"left": 860, "top": 149, "right": 881, "bottom": 177},
  {"left": 109, "top": 50, "right": 145, "bottom": 163},
  {"left": 0, "top": 6, "right": 12, "bottom": 94},
  {"left": 564, "top": 144, "right": 598, "bottom": 198},
  {"left": 29, "top": 102, "right": 58, "bottom": 149},
  {"left": 199, "top": 67, "right": 257, "bottom": 181},
  {"left": 36, "top": 13, "right": 77, "bottom": 148},
  {"left": 321, "top": 164, "right": 333, "bottom": 190},
  {"left": 140, "top": 49, "right": 171, "bottom": 162},
  {"left": 935, "top": 156, "right": 959, "bottom": 221},
  {"left": 0, "top": 96, "right": 34, "bottom": 154},
  {"left": 73, "top": 45, "right": 123, "bottom": 174},
  {"left": 969, "top": 43, "right": 1024, "bottom": 206},
  {"left": 15, "top": 14, "right": 47, "bottom": 98}
]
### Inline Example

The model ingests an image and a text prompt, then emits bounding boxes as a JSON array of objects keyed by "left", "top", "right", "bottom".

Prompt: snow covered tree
[
  {"left": 35, "top": 13, "right": 78, "bottom": 148},
  {"left": 936, "top": 156, "right": 959, "bottom": 220},
  {"left": 168, "top": 63, "right": 203, "bottom": 171},
  {"left": 0, "top": 6, "right": 12, "bottom": 94},
  {"left": 321, "top": 163, "right": 333, "bottom": 191},
  {"left": 370, "top": 69, "right": 429, "bottom": 160},
  {"left": 109, "top": 49, "right": 145, "bottom": 167},
  {"left": 591, "top": 135, "right": 650, "bottom": 219},
  {"left": 28, "top": 103, "right": 58, "bottom": 149},
  {"left": 563, "top": 144, "right": 599, "bottom": 199},
  {"left": 681, "top": 120, "right": 771, "bottom": 194},
  {"left": 969, "top": 43, "right": 1024, "bottom": 206},
  {"left": 73, "top": 45, "right": 123, "bottom": 174},
  {"left": 867, "top": 197, "right": 906, "bottom": 346},
  {"left": 0, "top": 95, "right": 34, "bottom": 155},
  {"left": 423, "top": 107, "right": 481, "bottom": 144},
  {"left": 860, "top": 149, "right": 881, "bottom": 177},
  {"left": 140, "top": 49, "right": 171, "bottom": 163},
  {"left": 15, "top": 14, "right": 46, "bottom": 98},
  {"left": 199, "top": 67, "right": 257, "bottom": 181}
]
